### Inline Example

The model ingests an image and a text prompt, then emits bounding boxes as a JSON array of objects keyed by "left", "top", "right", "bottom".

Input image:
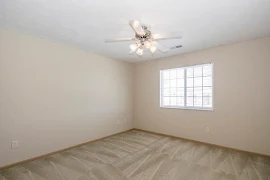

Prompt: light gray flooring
[{"left": 1, "top": 130, "right": 270, "bottom": 180}]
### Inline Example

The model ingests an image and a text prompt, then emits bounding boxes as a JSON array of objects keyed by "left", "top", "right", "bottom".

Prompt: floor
[{"left": 0, "top": 130, "right": 270, "bottom": 180}]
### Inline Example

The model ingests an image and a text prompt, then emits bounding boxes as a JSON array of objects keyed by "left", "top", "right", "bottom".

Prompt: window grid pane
[{"left": 161, "top": 64, "right": 213, "bottom": 109}]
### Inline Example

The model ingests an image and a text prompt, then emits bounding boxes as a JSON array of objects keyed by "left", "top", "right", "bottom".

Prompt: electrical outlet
[
  {"left": 205, "top": 127, "right": 210, "bottom": 133},
  {"left": 124, "top": 118, "right": 127, "bottom": 123},
  {"left": 117, "top": 120, "right": 120, "bottom": 125},
  {"left": 11, "top": 140, "right": 19, "bottom": 149}
]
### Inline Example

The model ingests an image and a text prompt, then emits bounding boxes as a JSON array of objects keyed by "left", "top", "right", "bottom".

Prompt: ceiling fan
[{"left": 105, "top": 20, "right": 182, "bottom": 57}]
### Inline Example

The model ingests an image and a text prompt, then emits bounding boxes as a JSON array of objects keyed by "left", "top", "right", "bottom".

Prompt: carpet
[{"left": 0, "top": 130, "right": 269, "bottom": 180}]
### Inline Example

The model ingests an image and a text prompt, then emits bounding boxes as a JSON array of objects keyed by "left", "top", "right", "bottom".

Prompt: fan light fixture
[
  {"left": 144, "top": 41, "right": 152, "bottom": 49},
  {"left": 150, "top": 46, "right": 157, "bottom": 53},
  {"left": 129, "top": 43, "right": 138, "bottom": 51},
  {"left": 105, "top": 20, "right": 183, "bottom": 58},
  {"left": 129, "top": 41, "right": 156, "bottom": 56},
  {"left": 136, "top": 48, "right": 143, "bottom": 56},
  {"left": 129, "top": 43, "right": 141, "bottom": 54}
]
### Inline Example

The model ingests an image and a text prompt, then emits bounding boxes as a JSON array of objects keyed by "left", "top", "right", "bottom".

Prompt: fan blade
[
  {"left": 105, "top": 38, "right": 136, "bottom": 43},
  {"left": 153, "top": 42, "right": 170, "bottom": 53},
  {"left": 129, "top": 20, "right": 145, "bottom": 36},
  {"left": 152, "top": 34, "right": 182, "bottom": 41}
]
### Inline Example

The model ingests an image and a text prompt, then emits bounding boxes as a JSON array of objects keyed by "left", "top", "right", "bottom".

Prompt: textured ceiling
[{"left": 1, "top": 0, "right": 270, "bottom": 62}]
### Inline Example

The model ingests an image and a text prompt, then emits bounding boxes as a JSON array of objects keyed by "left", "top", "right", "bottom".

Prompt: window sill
[{"left": 160, "top": 106, "right": 214, "bottom": 111}]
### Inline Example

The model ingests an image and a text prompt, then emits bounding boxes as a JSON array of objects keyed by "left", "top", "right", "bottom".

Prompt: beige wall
[
  {"left": 134, "top": 37, "right": 270, "bottom": 155},
  {"left": 0, "top": 29, "right": 133, "bottom": 167},
  {"left": 1, "top": 28, "right": 269, "bottom": 168}
]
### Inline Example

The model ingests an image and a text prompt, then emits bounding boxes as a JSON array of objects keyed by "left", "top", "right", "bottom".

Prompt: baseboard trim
[
  {"left": 134, "top": 128, "right": 270, "bottom": 158},
  {"left": 0, "top": 128, "right": 135, "bottom": 171}
]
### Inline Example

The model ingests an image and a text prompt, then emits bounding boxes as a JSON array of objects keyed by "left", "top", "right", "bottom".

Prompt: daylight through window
[{"left": 160, "top": 63, "right": 213, "bottom": 110}]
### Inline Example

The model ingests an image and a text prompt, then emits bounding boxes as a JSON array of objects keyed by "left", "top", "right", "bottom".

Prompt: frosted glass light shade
[
  {"left": 150, "top": 46, "right": 157, "bottom": 53},
  {"left": 144, "top": 41, "right": 151, "bottom": 49},
  {"left": 136, "top": 48, "right": 143, "bottom": 56},
  {"left": 129, "top": 44, "right": 138, "bottom": 51}
]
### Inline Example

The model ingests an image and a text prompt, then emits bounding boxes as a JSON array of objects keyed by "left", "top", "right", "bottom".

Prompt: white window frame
[{"left": 160, "top": 63, "right": 214, "bottom": 111}]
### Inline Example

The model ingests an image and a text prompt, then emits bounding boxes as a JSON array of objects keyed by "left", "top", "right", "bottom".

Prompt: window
[{"left": 160, "top": 63, "right": 213, "bottom": 110}]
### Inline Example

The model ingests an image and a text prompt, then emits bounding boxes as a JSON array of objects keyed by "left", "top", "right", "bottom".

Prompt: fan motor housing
[{"left": 136, "top": 26, "right": 152, "bottom": 42}]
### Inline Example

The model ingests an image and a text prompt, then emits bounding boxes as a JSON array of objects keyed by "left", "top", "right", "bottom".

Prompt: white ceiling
[{"left": 1, "top": 0, "right": 270, "bottom": 62}]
